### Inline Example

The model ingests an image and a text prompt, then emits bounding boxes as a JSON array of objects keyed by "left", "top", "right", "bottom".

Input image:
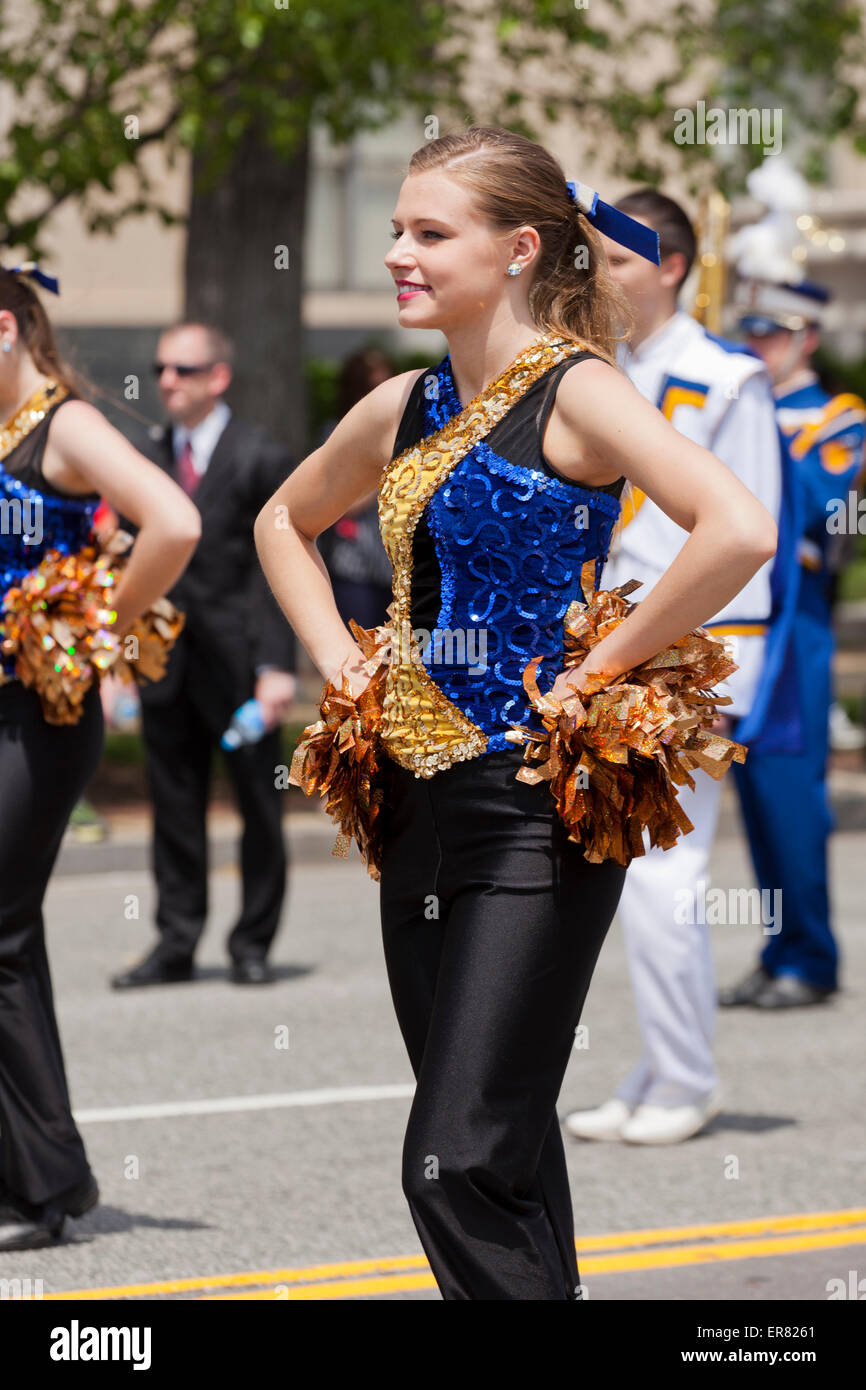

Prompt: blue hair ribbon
[
  {"left": 566, "top": 181, "right": 660, "bottom": 266},
  {"left": 6, "top": 261, "right": 61, "bottom": 295}
]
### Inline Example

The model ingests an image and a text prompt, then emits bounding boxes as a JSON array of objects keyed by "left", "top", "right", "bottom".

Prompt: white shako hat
[{"left": 728, "top": 155, "right": 831, "bottom": 333}]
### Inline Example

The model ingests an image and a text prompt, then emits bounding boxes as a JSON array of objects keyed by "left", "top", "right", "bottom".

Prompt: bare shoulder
[
  {"left": 554, "top": 356, "right": 632, "bottom": 423},
  {"left": 46, "top": 396, "right": 132, "bottom": 465},
  {"left": 378, "top": 366, "right": 428, "bottom": 410},
  {"left": 50, "top": 396, "right": 115, "bottom": 432},
  {"left": 41, "top": 398, "right": 118, "bottom": 493},
  {"left": 543, "top": 356, "right": 634, "bottom": 486},
  {"left": 323, "top": 367, "right": 427, "bottom": 473},
  {"left": 47, "top": 397, "right": 111, "bottom": 448},
  {"left": 359, "top": 366, "right": 426, "bottom": 440},
  {"left": 551, "top": 355, "right": 660, "bottom": 449}
]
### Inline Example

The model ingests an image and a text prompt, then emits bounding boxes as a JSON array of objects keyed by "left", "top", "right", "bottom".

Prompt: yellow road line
[
  {"left": 582, "top": 1225, "right": 866, "bottom": 1274},
  {"left": 44, "top": 1254, "right": 431, "bottom": 1300},
  {"left": 577, "top": 1206, "right": 866, "bottom": 1250},
  {"left": 44, "top": 1207, "right": 866, "bottom": 1300},
  {"left": 203, "top": 1227, "right": 866, "bottom": 1298},
  {"left": 202, "top": 1273, "right": 439, "bottom": 1300}
]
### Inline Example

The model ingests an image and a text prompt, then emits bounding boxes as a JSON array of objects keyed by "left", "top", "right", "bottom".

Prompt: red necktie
[{"left": 176, "top": 439, "right": 201, "bottom": 497}]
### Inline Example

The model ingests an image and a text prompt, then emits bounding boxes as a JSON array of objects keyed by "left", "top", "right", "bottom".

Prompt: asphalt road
[{"left": 1, "top": 784, "right": 864, "bottom": 1303}]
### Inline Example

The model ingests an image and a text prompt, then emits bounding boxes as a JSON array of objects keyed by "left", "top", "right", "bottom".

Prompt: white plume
[
  {"left": 727, "top": 155, "right": 810, "bottom": 285},
  {"left": 745, "top": 156, "right": 810, "bottom": 213}
]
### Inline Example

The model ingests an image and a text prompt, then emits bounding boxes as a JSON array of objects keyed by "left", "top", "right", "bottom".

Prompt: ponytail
[{"left": 0, "top": 266, "right": 95, "bottom": 400}]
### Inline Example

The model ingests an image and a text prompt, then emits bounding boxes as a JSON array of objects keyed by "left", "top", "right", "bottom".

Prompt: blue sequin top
[
  {"left": 0, "top": 390, "right": 100, "bottom": 680},
  {"left": 393, "top": 351, "right": 625, "bottom": 752}
]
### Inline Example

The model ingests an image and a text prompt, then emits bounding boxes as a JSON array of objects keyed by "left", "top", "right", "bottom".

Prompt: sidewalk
[
  {"left": 56, "top": 759, "right": 866, "bottom": 877},
  {"left": 57, "top": 797, "right": 344, "bottom": 877}
]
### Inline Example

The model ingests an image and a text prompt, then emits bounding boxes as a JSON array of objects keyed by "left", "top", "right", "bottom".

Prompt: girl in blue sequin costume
[
  {"left": 254, "top": 128, "right": 778, "bottom": 1300},
  {"left": 0, "top": 266, "right": 200, "bottom": 1252}
]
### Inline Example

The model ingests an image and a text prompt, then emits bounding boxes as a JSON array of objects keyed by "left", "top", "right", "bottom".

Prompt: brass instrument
[{"left": 691, "top": 191, "right": 730, "bottom": 333}]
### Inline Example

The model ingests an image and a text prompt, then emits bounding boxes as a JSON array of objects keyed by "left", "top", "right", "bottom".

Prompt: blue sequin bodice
[
  {"left": 421, "top": 449, "right": 620, "bottom": 747},
  {"left": 0, "top": 457, "right": 99, "bottom": 679},
  {"left": 409, "top": 349, "right": 621, "bottom": 752}
]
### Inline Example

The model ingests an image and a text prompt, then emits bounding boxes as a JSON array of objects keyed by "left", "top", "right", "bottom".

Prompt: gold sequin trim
[
  {"left": 377, "top": 335, "right": 589, "bottom": 777},
  {"left": 0, "top": 379, "right": 68, "bottom": 463}
]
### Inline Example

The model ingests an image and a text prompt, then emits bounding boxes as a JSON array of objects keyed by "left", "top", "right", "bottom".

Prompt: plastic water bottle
[
  {"left": 111, "top": 686, "right": 141, "bottom": 733},
  {"left": 220, "top": 698, "right": 267, "bottom": 751}
]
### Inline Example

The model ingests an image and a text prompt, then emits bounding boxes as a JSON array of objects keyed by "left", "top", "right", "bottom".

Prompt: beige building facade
[{"left": 3, "top": 30, "right": 865, "bottom": 441}]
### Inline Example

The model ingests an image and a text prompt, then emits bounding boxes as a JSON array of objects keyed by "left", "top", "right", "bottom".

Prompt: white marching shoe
[
  {"left": 829, "top": 701, "right": 866, "bottom": 751},
  {"left": 620, "top": 1087, "right": 724, "bottom": 1145},
  {"left": 563, "top": 1097, "right": 635, "bottom": 1141}
]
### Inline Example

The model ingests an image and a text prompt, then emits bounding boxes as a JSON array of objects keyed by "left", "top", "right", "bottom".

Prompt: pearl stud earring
[
  {"left": 2, "top": 343, "right": 10, "bottom": 352},
  {"left": 506, "top": 262, "right": 522, "bottom": 277}
]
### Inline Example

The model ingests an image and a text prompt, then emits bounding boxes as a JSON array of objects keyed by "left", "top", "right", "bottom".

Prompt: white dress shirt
[
  {"left": 171, "top": 399, "right": 291, "bottom": 681},
  {"left": 172, "top": 399, "right": 232, "bottom": 475}
]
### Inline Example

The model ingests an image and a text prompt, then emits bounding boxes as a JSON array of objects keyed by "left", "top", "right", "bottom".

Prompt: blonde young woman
[
  {"left": 254, "top": 128, "right": 776, "bottom": 1301},
  {"left": 0, "top": 265, "right": 201, "bottom": 1252}
]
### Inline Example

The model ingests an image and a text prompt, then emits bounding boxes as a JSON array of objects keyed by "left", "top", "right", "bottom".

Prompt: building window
[{"left": 305, "top": 117, "right": 420, "bottom": 292}]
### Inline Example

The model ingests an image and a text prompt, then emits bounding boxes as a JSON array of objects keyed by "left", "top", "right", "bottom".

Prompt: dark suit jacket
[{"left": 128, "top": 411, "right": 297, "bottom": 719}]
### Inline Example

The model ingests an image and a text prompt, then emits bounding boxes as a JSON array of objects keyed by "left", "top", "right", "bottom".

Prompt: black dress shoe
[
  {"left": 754, "top": 973, "right": 834, "bottom": 1008},
  {"left": 229, "top": 958, "right": 274, "bottom": 985},
  {"left": 111, "top": 950, "right": 194, "bottom": 990},
  {"left": 0, "top": 1196, "right": 63, "bottom": 1252},
  {"left": 0, "top": 1173, "right": 99, "bottom": 1253},
  {"left": 51, "top": 1172, "right": 100, "bottom": 1220},
  {"left": 717, "top": 965, "right": 773, "bottom": 1007}
]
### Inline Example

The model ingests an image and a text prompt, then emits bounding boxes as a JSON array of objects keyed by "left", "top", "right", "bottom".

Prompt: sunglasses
[{"left": 152, "top": 361, "right": 216, "bottom": 377}]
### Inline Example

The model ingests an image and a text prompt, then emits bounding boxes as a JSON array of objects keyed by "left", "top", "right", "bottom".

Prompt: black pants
[
  {"left": 140, "top": 678, "right": 287, "bottom": 964},
  {"left": 0, "top": 680, "right": 104, "bottom": 1205},
  {"left": 378, "top": 747, "right": 627, "bottom": 1300}
]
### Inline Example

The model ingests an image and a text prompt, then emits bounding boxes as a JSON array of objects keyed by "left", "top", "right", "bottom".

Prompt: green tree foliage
[
  {"left": 3, "top": 0, "right": 863, "bottom": 253},
  {"left": 1, "top": 1, "right": 863, "bottom": 448}
]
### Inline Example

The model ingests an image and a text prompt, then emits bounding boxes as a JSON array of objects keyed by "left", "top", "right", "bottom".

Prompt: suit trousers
[
  {"left": 378, "top": 747, "right": 627, "bottom": 1300},
  {"left": 140, "top": 670, "right": 287, "bottom": 964},
  {"left": 0, "top": 681, "right": 103, "bottom": 1204},
  {"left": 732, "top": 576, "right": 838, "bottom": 991}
]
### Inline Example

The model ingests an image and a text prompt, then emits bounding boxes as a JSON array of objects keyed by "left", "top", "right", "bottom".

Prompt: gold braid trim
[
  {"left": 377, "top": 334, "right": 589, "bottom": 777},
  {"left": 1, "top": 379, "right": 69, "bottom": 460}
]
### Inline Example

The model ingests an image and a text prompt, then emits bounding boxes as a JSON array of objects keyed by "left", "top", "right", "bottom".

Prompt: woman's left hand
[{"left": 549, "top": 667, "right": 734, "bottom": 742}]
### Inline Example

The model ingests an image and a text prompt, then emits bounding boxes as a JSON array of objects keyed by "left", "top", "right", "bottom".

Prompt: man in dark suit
[{"left": 112, "top": 321, "right": 296, "bottom": 988}]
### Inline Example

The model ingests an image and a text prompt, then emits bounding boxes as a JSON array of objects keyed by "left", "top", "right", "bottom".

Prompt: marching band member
[
  {"left": 720, "top": 177, "right": 866, "bottom": 1008},
  {"left": 566, "top": 190, "right": 789, "bottom": 1145}
]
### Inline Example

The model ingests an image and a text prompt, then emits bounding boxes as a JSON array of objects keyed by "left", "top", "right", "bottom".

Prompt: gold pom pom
[
  {"left": 0, "top": 528, "right": 185, "bottom": 725},
  {"left": 288, "top": 617, "right": 391, "bottom": 880},
  {"left": 504, "top": 577, "right": 748, "bottom": 865}
]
